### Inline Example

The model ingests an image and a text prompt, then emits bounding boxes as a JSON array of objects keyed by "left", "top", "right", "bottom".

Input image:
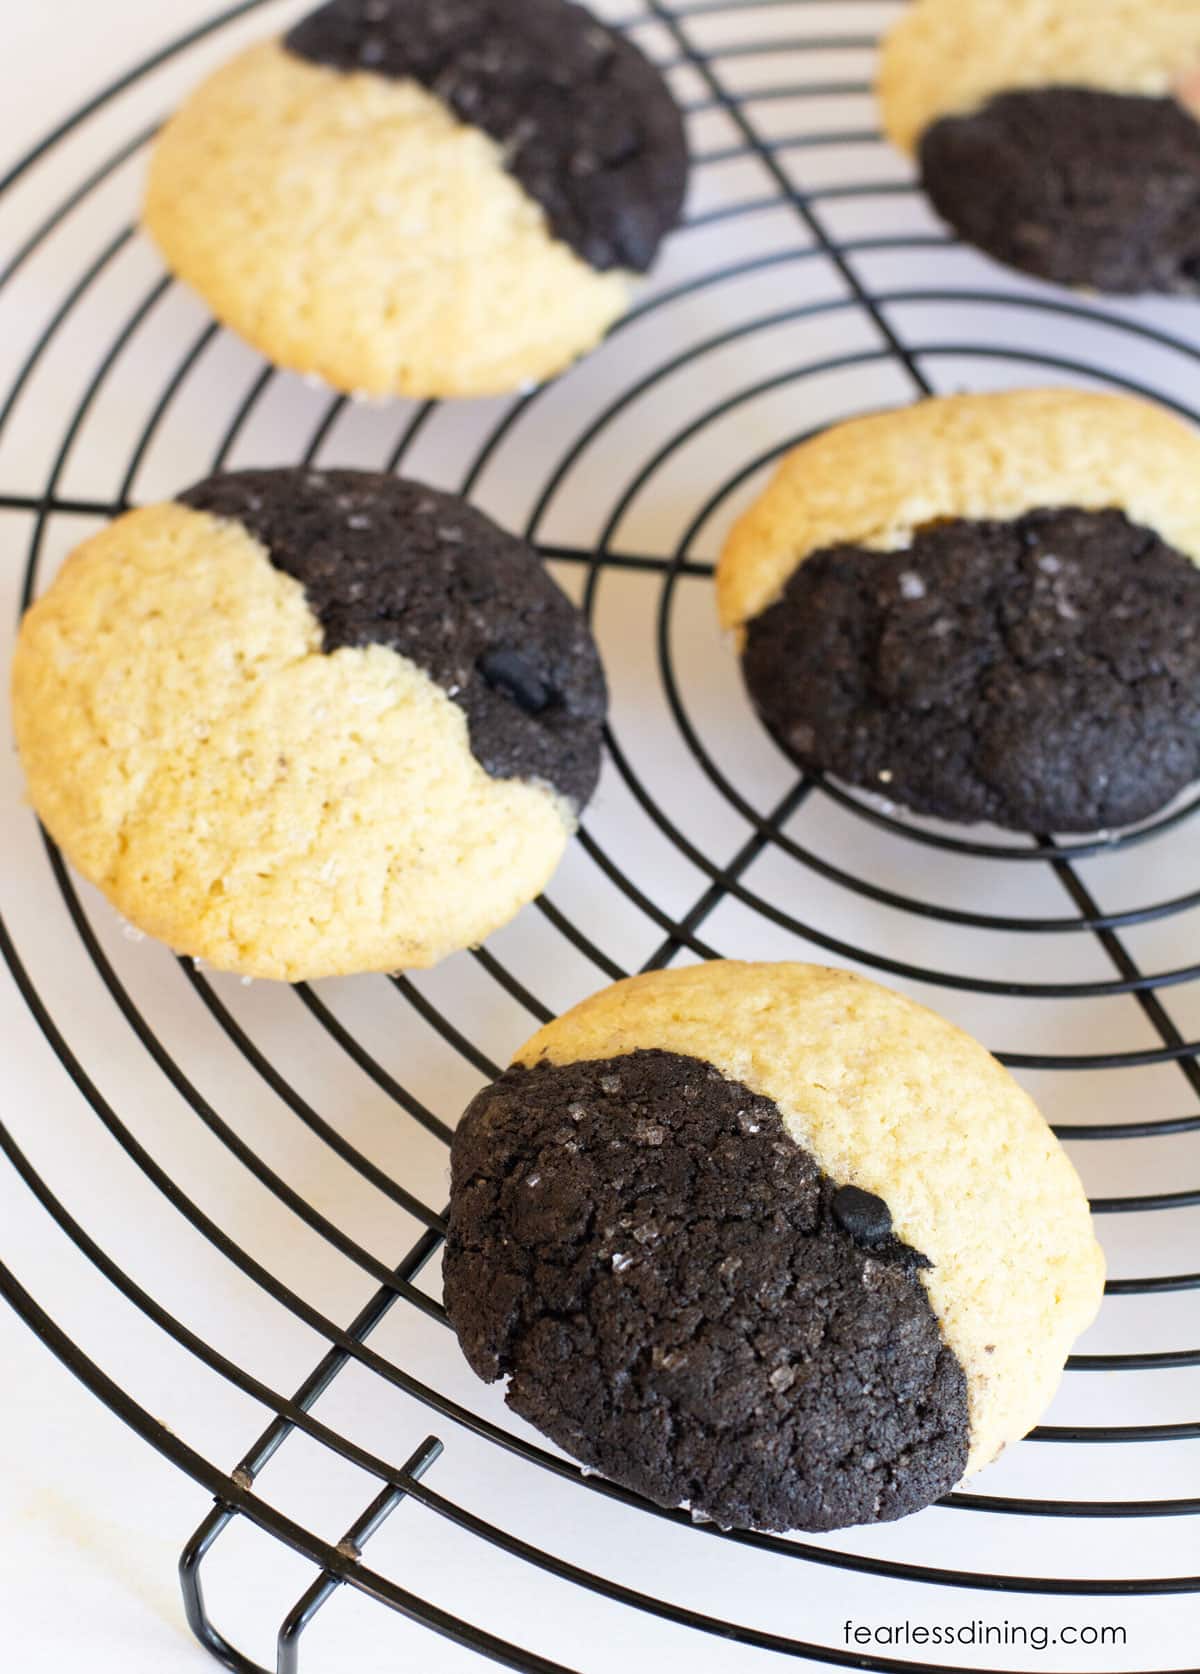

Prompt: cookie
[
  {"left": 11, "top": 469, "right": 606, "bottom": 980},
  {"left": 443, "top": 962, "right": 1104, "bottom": 1532},
  {"left": 718, "top": 390, "right": 1200, "bottom": 832},
  {"left": 879, "top": 0, "right": 1200, "bottom": 291},
  {"left": 143, "top": 0, "right": 688, "bottom": 398}
]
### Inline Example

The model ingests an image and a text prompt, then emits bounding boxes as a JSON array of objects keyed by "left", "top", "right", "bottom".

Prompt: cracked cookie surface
[
  {"left": 445, "top": 1048, "right": 968, "bottom": 1533},
  {"left": 920, "top": 89, "right": 1200, "bottom": 294},
  {"left": 743, "top": 507, "right": 1200, "bottom": 831}
]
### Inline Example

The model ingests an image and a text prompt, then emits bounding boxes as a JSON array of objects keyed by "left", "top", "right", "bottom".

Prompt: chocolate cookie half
[
  {"left": 144, "top": 0, "right": 688, "bottom": 397},
  {"left": 444, "top": 963, "right": 1105, "bottom": 1532},
  {"left": 919, "top": 89, "right": 1200, "bottom": 294},
  {"left": 11, "top": 469, "right": 605, "bottom": 980},
  {"left": 744, "top": 507, "right": 1200, "bottom": 831},
  {"left": 719, "top": 390, "right": 1200, "bottom": 833},
  {"left": 880, "top": 0, "right": 1200, "bottom": 292},
  {"left": 447, "top": 1048, "right": 967, "bottom": 1532}
]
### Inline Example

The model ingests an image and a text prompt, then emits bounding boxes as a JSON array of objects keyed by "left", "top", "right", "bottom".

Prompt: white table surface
[
  {"left": 2, "top": 4, "right": 1199, "bottom": 1672},
  {"left": 4, "top": 11, "right": 255, "bottom": 1666}
]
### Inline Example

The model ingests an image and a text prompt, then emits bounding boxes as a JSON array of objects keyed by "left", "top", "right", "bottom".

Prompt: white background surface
[
  {"left": 4, "top": 13, "right": 266, "bottom": 1668},
  {"left": 2, "top": 3, "right": 1199, "bottom": 1672}
]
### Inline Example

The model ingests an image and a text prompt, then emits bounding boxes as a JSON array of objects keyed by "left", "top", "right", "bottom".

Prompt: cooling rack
[{"left": 1, "top": 2, "right": 1199, "bottom": 1670}]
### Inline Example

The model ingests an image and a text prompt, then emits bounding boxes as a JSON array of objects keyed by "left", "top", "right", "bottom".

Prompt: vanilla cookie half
[
  {"left": 143, "top": 0, "right": 688, "bottom": 398},
  {"left": 879, "top": 0, "right": 1200, "bottom": 292},
  {"left": 12, "top": 469, "right": 606, "bottom": 979},
  {"left": 443, "top": 961, "right": 1104, "bottom": 1532},
  {"left": 718, "top": 389, "right": 1200, "bottom": 832}
]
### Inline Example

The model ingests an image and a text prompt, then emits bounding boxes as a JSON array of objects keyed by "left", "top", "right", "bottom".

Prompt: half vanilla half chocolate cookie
[
  {"left": 443, "top": 961, "right": 1105, "bottom": 1533},
  {"left": 11, "top": 468, "right": 606, "bottom": 979},
  {"left": 879, "top": 0, "right": 1200, "bottom": 292},
  {"left": 718, "top": 389, "right": 1200, "bottom": 833},
  {"left": 144, "top": 0, "right": 688, "bottom": 397}
]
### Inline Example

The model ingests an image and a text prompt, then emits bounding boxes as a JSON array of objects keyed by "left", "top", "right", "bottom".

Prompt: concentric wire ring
[{"left": 1, "top": 3, "right": 1198, "bottom": 1671}]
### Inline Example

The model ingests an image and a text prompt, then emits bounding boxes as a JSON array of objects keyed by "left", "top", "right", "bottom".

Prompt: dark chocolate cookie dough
[
  {"left": 286, "top": 0, "right": 688, "bottom": 272},
  {"left": 741, "top": 507, "right": 1200, "bottom": 832},
  {"left": 920, "top": 89, "right": 1200, "bottom": 294},
  {"left": 443, "top": 1048, "right": 968, "bottom": 1533},
  {"left": 181, "top": 468, "right": 606, "bottom": 808},
  {"left": 739, "top": 502, "right": 1198, "bottom": 830}
]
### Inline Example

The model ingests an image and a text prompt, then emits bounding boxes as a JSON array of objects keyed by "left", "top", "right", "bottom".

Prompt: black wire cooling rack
[{"left": 2, "top": 3, "right": 1200, "bottom": 1671}]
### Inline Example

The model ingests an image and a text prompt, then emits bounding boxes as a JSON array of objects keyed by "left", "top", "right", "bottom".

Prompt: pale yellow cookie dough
[
  {"left": 718, "top": 388, "right": 1200, "bottom": 632},
  {"left": 880, "top": 0, "right": 1200, "bottom": 156},
  {"left": 11, "top": 504, "right": 575, "bottom": 980},
  {"left": 516, "top": 961, "right": 1105, "bottom": 1477},
  {"left": 143, "top": 40, "right": 632, "bottom": 399}
]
